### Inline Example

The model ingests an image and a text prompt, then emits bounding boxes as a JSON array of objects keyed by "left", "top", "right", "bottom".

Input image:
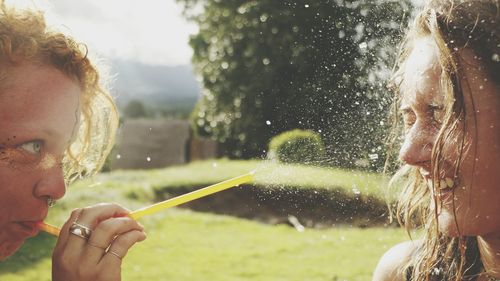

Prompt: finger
[
  {"left": 101, "top": 229, "right": 147, "bottom": 266},
  {"left": 82, "top": 217, "right": 143, "bottom": 264},
  {"left": 76, "top": 203, "right": 131, "bottom": 228},
  {"left": 64, "top": 203, "right": 130, "bottom": 260},
  {"left": 53, "top": 208, "right": 83, "bottom": 257}
]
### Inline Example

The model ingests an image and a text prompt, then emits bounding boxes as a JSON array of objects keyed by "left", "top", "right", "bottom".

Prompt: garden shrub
[{"left": 268, "top": 129, "right": 326, "bottom": 165}]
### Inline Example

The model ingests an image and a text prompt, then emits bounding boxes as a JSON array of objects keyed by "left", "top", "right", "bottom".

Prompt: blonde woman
[
  {"left": 373, "top": 0, "right": 499, "bottom": 280},
  {"left": 0, "top": 3, "right": 146, "bottom": 280}
]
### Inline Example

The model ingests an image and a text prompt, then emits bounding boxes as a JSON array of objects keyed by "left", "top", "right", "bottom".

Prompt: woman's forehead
[
  {"left": 400, "top": 37, "right": 443, "bottom": 106},
  {"left": 0, "top": 64, "right": 81, "bottom": 145}
]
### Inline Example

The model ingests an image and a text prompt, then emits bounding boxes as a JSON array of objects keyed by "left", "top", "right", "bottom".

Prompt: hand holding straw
[{"left": 38, "top": 172, "right": 254, "bottom": 237}]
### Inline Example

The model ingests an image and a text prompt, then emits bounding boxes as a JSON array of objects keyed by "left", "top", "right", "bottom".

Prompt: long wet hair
[
  {"left": 0, "top": 2, "right": 118, "bottom": 182},
  {"left": 386, "top": 0, "right": 499, "bottom": 280}
]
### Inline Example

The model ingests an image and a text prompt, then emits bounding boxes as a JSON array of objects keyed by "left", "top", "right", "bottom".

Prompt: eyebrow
[
  {"left": 42, "top": 127, "right": 60, "bottom": 138},
  {"left": 41, "top": 127, "right": 79, "bottom": 150},
  {"left": 399, "top": 104, "right": 412, "bottom": 113},
  {"left": 399, "top": 103, "right": 444, "bottom": 113}
]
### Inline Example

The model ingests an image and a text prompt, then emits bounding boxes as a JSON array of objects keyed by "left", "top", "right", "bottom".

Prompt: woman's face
[
  {"left": 399, "top": 37, "right": 500, "bottom": 237},
  {"left": 0, "top": 64, "right": 80, "bottom": 260}
]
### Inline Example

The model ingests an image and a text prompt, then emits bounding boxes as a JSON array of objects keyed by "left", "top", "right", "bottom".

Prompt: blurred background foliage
[
  {"left": 177, "top": 0, "right": 412, "bottom": 170},
  {"left": 267, "top": 129, "right": 326, "bottom": 165}
]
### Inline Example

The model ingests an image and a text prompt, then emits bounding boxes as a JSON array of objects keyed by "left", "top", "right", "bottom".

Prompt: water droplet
[
  {"left": 352, "top": 187, "right": 361, "bottom": 195},
  {"left": 266, "top": 120, "right": 271, "bottom": 125},
  {"left": 304, "top": 4, "right": 309, "bottom": 8},
  {"left": 116, "top": 154, "right": 121, "bottom": 159},
  {"left": 359, "top": 42, "right": 367, "bottom": 49},
  {"left": 146, "top": 156, "right": 151, "bottom": 162}
]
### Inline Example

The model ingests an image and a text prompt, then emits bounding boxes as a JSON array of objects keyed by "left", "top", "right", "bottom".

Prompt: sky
[
  {"left": 6, "top": 0, "right": 198, "bottom": 66},
  {"left": 5, "top": 0, "right": 424, "bottom": 67}
]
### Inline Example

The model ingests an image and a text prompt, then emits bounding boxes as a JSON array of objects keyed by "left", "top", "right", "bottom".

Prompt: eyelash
[
  {"left": 432, "top": 109, "right": 445, "bottom": 125},
  {"left": 402, "top": 111, "right": 416, "bottom": 129},
  {"left": 402, "top": 109, "right": 443, "bottom": 130}
]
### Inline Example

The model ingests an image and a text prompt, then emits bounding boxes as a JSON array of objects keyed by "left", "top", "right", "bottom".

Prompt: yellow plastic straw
[
  {"left": 130, "top": 172, "right": 253, "bottom": 219},
  {"left": 39, "top": 172, "right": 254, "bottom": 237},
  {"left": 38, "top": 222, "right": 61, "bottom": 236}
]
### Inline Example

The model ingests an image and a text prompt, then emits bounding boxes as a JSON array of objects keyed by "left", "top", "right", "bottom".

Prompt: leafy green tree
[
  {"left": 123, "top": 99, "right": 148, "bottom": 119},
  {"left": 178, "top": 0, "right": 411, "bottom": 169}
]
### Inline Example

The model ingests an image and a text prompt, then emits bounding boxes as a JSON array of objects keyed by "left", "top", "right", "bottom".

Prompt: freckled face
[
  {"left": 0, "top": 64, "right": 80, "bottom": 260},
  {"left": 399, "top": 37, "right": 500, "bottom": 237}
]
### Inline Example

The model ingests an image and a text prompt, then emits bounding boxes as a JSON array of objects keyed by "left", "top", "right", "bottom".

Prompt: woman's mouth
[
  {"left": 14, "top": 221, "right": 41, "bottom": 237},
  {"left": 424, "top": 176, "right": 456, "bottom": 203},
  {"left": 425, "top": 176, "right": 455, "bottom": 190}
]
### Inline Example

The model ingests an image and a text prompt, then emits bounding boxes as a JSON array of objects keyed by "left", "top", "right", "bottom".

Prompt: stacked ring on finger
[
  {"left": 107, "top": 250, "right": 123, "bottom": 260},
  {"left": 69, "top": 221, "right": 92, "bottom": 240}
]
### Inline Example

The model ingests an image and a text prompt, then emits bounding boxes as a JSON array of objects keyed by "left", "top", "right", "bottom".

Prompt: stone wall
[
  {"left": 110, "top": 119, "right": 220, "bottom": 170},
  {"left": 111, "top": 119, "right": 191, "bottom": 170}
]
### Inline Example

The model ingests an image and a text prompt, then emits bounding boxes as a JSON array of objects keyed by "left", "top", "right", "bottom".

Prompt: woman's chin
[{"left": 0, "top": 239, "right": 25, "bottom": 261}]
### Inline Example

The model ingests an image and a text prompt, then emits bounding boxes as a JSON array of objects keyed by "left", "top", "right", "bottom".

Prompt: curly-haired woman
[{"left": 0, "top": 3, "right": 146, "bottom": 280}]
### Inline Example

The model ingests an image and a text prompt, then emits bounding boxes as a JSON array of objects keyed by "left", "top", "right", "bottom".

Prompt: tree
[
  {"left": 123, "top": 99, "right": 148, "bottom": 119},
  {"left": 178, "top": 0, "right": 412, "bottom": 169}
]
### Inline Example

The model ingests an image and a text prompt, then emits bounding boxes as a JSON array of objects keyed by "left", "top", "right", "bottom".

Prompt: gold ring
[
  {"left": 107, "top": 250, "right": 123, "bottom": 260},
  {"left": 69, "top": 222, "right": 92, "bottom": 240}
]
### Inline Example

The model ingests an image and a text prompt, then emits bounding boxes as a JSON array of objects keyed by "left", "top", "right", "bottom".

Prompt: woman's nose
[
  {"left": 33, "top": 162, "right": 66, "bottom": 201},
  {"left": 399, "top": 123, "right": 434, "bottom": 166}
]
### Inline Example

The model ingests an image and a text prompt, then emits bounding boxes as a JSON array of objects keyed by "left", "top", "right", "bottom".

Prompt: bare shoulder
[{"left": 372, "top": 239, "right": 421, "bottom": 281}]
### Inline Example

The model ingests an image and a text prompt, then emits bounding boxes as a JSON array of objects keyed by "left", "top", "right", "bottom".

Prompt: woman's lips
[
  {"left": 422, "top": 174, "right": 456, "bottom": 203},
  {"left": 424, "top": 177, "right": 455, "bottom": 190},
  {"left": 15, "top": 221, "right": 41, "bottom": 237}
]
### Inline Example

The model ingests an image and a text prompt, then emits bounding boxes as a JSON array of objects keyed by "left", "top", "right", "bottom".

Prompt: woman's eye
[
  {"left": 18, "top": 140, "right": 43, "bottom": 155},
  {"left": 402, "top": 111, "right": 416, "bottom": 128},
  {"left": 432, "top": 109, "right": 445, "bottom": 124}
]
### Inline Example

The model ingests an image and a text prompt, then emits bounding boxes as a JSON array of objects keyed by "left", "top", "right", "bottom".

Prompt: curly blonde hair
[{"left": 0, "top": 3, "right": 118, "bottom": 183}]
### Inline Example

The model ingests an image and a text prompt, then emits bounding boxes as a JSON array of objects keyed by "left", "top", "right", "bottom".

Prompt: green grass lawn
[
  {"left": 34, "top": 159, "right": 393, "bottom": 229},
  {"left": 1, "top": 210, "right": 408, "bottom": 281},
  {"left": 0, "top": 159, "right": 408, "bottom": 280},
  {"left": 72, "top": 159, "right": 390, "bottom": 200}
]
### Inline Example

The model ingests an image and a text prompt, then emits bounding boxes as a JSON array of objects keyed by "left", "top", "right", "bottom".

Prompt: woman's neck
[{"left": 478, "top": 234, "right": 500, "bottom": 279}]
